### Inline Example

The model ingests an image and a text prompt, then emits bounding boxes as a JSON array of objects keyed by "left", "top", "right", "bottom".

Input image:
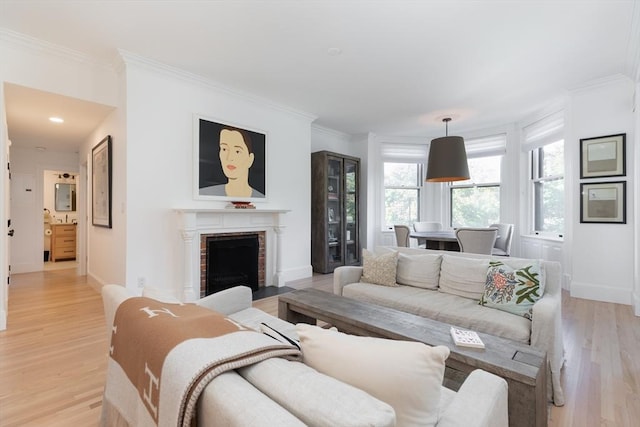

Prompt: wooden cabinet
[
  {"left": 311, "top": 151, "right": 360, "bottom": 273},
  {"left": 50, "top": 224, "right": 77, "bottom": 262}
]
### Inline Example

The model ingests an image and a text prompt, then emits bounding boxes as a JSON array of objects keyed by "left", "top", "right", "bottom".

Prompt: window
[
  {"left": 450, "top": 156, "right": 501, "bottom": 228},
  {"left": 383, "top": 162, "right": 421, "bottom": 228},
  {"left": 523, "top": 112, "right": 564, "bottom": 237},
  {"left": 531, "top": 140, "right": 564, "bottom": 235},
  {"left": 447, "top": 133, "right": 506, "bottom": 228}
]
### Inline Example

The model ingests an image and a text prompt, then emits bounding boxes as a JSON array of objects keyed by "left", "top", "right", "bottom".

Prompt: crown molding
[
  {"left": 0, "top": 28, "right": 113, "bottom": 70},
  {"left": 567, "top": 73, "right": 634, "bottom": 94},
  {"left": 118, "top": 50, "right": 317, "bottom": 123},
  {"left": 627, "top": 0, "right": 640, "bottom": 82},
  {"left": 311, "top": 123, "right": 351, "bottom": 140}
]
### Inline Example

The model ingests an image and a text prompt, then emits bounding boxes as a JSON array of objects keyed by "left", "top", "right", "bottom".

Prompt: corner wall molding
[
  {"left": 118, "top": 49, "right": 317, "bottom": 123},
  {"left": 0, "top": 28, "right": 114, "bottom": 70}
]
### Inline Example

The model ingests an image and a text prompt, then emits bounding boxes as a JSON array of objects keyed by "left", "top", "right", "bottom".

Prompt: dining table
[{"left": 409, "top": 230, "right": 460, "bottom": 251}]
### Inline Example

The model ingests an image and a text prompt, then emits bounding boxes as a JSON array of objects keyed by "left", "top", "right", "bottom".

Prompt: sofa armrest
[
  {"left": 531, "top": 283, "right": 565, "bottom": 405},
  {"left": 333, "top": 266, "right": 364, "bottom": 296},
  {"left": 437, "top": 370, "right": 508, "bottom": 427},
  {"left": 101, "top": 284, "right": 132, "bottom": 338},
  {"left": 196, "top": 285, "right": 253, "bottom": 315}
]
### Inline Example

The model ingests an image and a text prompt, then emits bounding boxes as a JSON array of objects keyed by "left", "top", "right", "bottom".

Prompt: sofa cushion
[
  {"left": 396, "top": 253, "right": 442, "bottom": 289},
  {"left": 480, "top": 261, "right": 545, "bottom": 320},
  {"left": 360, "top": 249, "right": 399, "bottom": 287},
  {"left": 238, "top": 357, "right": 396, "bottom": 427},
  {"left": 296, "top": 323, "right": 449, "bottom": 427},
  {"left": 438, "top": 255, "right": 490, "bottom": 300},
  {"left": 342, "top": 283, "right": 531, "bottom": 344}
]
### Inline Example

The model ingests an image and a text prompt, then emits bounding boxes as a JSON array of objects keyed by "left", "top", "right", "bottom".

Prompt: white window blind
[
  {"left": 380, "top": 143, "right": 428, "bottom": 161},
  {"left": 522, "top": 111, "right": 564, "bottom": 151},
  {"left": 464, "top": 134, "right": 507, "bottom": 158}
]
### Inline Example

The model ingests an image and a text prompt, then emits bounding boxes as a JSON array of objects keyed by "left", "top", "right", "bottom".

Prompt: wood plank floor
[{"left": 0, "top": 269, "right": 638, "bottom": 426}]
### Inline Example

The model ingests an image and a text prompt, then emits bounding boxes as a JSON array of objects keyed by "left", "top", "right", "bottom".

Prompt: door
[{"left": 1, "top": 137, "right": 11, "bottom": 330}]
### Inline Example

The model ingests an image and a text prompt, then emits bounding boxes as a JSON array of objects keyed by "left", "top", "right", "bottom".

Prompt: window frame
[
  {"left": 381, "top": 160, "right": 424, "bottom": 231},
  {"left": 529, "top": 141, "right": 564, "bottom": 237},
  {"left": 448, "top": 154, "right": 503, "bottom": 228}
]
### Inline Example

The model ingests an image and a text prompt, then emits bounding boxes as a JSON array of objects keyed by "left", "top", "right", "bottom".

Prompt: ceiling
[{"left": 1, "top": 0, "right": 639, "bottom": 152}]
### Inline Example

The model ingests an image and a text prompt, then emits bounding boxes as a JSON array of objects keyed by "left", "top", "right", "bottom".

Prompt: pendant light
[{"left": 425, "top": 118, "right": 470, "bottom": 182}]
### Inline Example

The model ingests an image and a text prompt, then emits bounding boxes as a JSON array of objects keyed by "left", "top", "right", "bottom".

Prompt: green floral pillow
[{"left": 479, "top": 261, "right": 544, "bottom": 320}]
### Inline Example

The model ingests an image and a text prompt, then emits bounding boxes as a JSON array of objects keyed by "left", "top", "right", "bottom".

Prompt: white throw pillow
[
  {"left": 360, "top": 249, "right": 399, "bottom": 287},
  {"left": 396, "top": 253, "right": 442, "bottom": 289},
  {"left": 296, "top": 323, "right": 450, "bottom": 427},
  {"left": 438, "top": 255, "right": 490, "bottom": 300}
]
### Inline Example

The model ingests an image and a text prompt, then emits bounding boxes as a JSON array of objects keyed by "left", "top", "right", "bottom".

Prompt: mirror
[{"left": 55, "top": 183, "right": 76, "bottom": 211}]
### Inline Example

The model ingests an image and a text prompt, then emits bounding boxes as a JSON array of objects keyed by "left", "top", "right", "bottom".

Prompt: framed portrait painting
[
  {"left": 194, "top": 115, "right": 266, "bottom": 201},
  {"left": 580, "top": 181, "right": 626, "bottom": 224},
  {"left": 580, "top": 133, "right": 625, "bottom": 178},
  {"left": 92, "top": 135, "right": 112, "bottom": 228}
]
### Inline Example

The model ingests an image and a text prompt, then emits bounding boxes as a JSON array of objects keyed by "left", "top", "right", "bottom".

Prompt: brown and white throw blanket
[{"left": 102, "top": 297, "right": 301, "bottom": 427}]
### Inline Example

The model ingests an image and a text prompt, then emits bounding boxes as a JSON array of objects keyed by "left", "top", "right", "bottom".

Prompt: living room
[{"left": 0, "top": 1, "right": 639, "bottom": 425}]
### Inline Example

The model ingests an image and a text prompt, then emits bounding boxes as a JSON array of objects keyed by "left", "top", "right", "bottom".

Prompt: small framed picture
[
  {"left": 580, "top": 133, "right": 625, "bottom": 178},
  {"left": 580, "top": 181, "right": 626, "bottom": 224}
]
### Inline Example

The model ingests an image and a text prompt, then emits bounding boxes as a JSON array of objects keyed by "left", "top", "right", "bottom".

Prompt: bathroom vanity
[{"left": 50, "top": 224, "right": 77, "bottom": 262}]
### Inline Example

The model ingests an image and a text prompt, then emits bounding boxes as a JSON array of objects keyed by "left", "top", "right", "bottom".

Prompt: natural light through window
[
  {"left": 383, "top": 162, "right": 421, "bottom": 228},
  {"left": 450, "top": 155, "right": 501, "bottom": 228}
]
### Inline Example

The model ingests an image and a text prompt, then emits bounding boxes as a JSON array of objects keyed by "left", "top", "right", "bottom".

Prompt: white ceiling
[{"left": 2, "top": 0, "right": 639, "bottom": 151}]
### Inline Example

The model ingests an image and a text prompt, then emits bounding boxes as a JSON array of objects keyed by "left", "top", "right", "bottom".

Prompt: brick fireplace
[
  {"left": 176, "top": 208, "right": 289, "bottom": 301},
  {"left": 200, "top": 231, "right": 266, "bottom": 298}
]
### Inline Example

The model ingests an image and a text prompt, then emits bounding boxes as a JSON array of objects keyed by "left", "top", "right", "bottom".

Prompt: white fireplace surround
[{"left": 175, "top": 208, "right": 290, "bottom": 302}]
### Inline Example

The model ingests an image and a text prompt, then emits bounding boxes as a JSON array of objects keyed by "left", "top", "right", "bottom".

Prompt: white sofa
[
  {"left": 334, "top": 247, "right": 565, "bottom": 406},
  {"left": 101, "top": 284, "right": 509, "bottom": 427}
]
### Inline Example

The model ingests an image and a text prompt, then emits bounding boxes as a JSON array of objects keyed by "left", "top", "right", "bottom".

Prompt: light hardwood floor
[{"left": 0, "top": 269, "right": 638, "bottom": 426}]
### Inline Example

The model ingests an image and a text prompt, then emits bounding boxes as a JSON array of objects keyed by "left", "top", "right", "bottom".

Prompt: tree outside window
[
  {"left": 532, "top": 140, "right": 564, "bottom": 235},
  {"left": 450, "top": 156, "right": 501, "bottom": 228},
  {"left": 383, "top": 162, "right": 421, "bottom": 228}
]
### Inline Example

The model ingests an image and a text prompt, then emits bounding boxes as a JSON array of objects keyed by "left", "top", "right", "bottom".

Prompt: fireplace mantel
[{"left": 175, "top": 208, "right": 290, "bottom": 301}]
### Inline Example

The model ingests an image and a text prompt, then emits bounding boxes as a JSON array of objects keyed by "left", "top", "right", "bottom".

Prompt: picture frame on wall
[
  {"left": 92, "top": 135, "right": 112, "bottom": 228},
  {"left": 194, "top": 115, "right": 267, "bottom": 202},
  {"left": 579, "top": 133, "right": 625, "bottom": 178},
  {"left": 580, "top": 181, "right": 626, "bottom": 224}
]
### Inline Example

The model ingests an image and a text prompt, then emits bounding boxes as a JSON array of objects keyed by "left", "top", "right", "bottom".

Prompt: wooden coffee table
[{"left": 279, "top": 288, "right": 547, "bottom": 427}]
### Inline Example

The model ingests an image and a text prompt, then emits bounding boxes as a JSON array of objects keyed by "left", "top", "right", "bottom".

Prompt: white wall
[
  {"left": 568, "top": 76, "right": 636, "bottom": 304},
  {"left": 81, "top": 106, "right": 127, "bottom": 287},
  {"left": 120, "top": 55, "right": 315, "bottom": 295}
]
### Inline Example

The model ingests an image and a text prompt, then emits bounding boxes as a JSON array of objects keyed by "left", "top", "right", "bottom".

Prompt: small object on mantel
[{"left": 226, "top": 201, "right": 256, "bottom": 209}]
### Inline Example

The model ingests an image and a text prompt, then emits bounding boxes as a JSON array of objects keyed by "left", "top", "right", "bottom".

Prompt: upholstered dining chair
[
  {"left": 393, "top": 225, "right": 411, "bottom": 247},
  {"left": 413, "top": 221, "right": 443, "bottom": 232},
  {"left": 411, "top": 221, "right": 442, "bottom": 248},
  {"left": 455, "top": 227, "right": 498, "bottom": 255},
  {"left": 489, "top": 223, "right": 514, "bottom": 256}
]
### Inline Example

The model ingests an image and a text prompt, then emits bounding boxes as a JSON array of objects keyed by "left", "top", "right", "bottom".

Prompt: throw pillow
[
  {"left": 396, "top": 253, "right": 442, "bottom": 289},
  {"left": 360, "top": 249, "right": 399, "bottom": 287},
  {"left": 479, "top": 261, "right": 545, "bottom": 320},
  {"left": 438, "top": 255, "right": 490, "bottom": 300},
  {"left": 296, "top": 323, "right": 450, "bottom": 427}
]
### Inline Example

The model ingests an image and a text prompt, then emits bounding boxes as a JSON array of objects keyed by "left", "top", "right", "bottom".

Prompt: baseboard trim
[
  {"left": 0, "top": 309, "right": 6, "bottom": 331},
  {"left": 570, "top": 280, "right": 633, "bottom": 305},
  {"left": 278, "top": 265, "right": 313, "bottom": 286}
]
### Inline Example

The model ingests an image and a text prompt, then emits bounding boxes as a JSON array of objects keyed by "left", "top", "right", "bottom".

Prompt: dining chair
[
  {"left": 413, "top": 221, "right": 443, "bottom": 232},
  {"left": 455, "top": 227, "right": 498, "bottom": 255},
  {"left": 489, "top": 223, "right": 514, "bottom": 256},
  {"left": 393, "top": 225, "right": 411, "bottom": 247}
]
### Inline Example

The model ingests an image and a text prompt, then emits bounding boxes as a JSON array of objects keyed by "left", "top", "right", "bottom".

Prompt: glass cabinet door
[
  {"left": 327, "top": 157, "right": 343, "bottom": 267},
  {"left": 344, "top": 159, "right": 358, "bottom": 265}
]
